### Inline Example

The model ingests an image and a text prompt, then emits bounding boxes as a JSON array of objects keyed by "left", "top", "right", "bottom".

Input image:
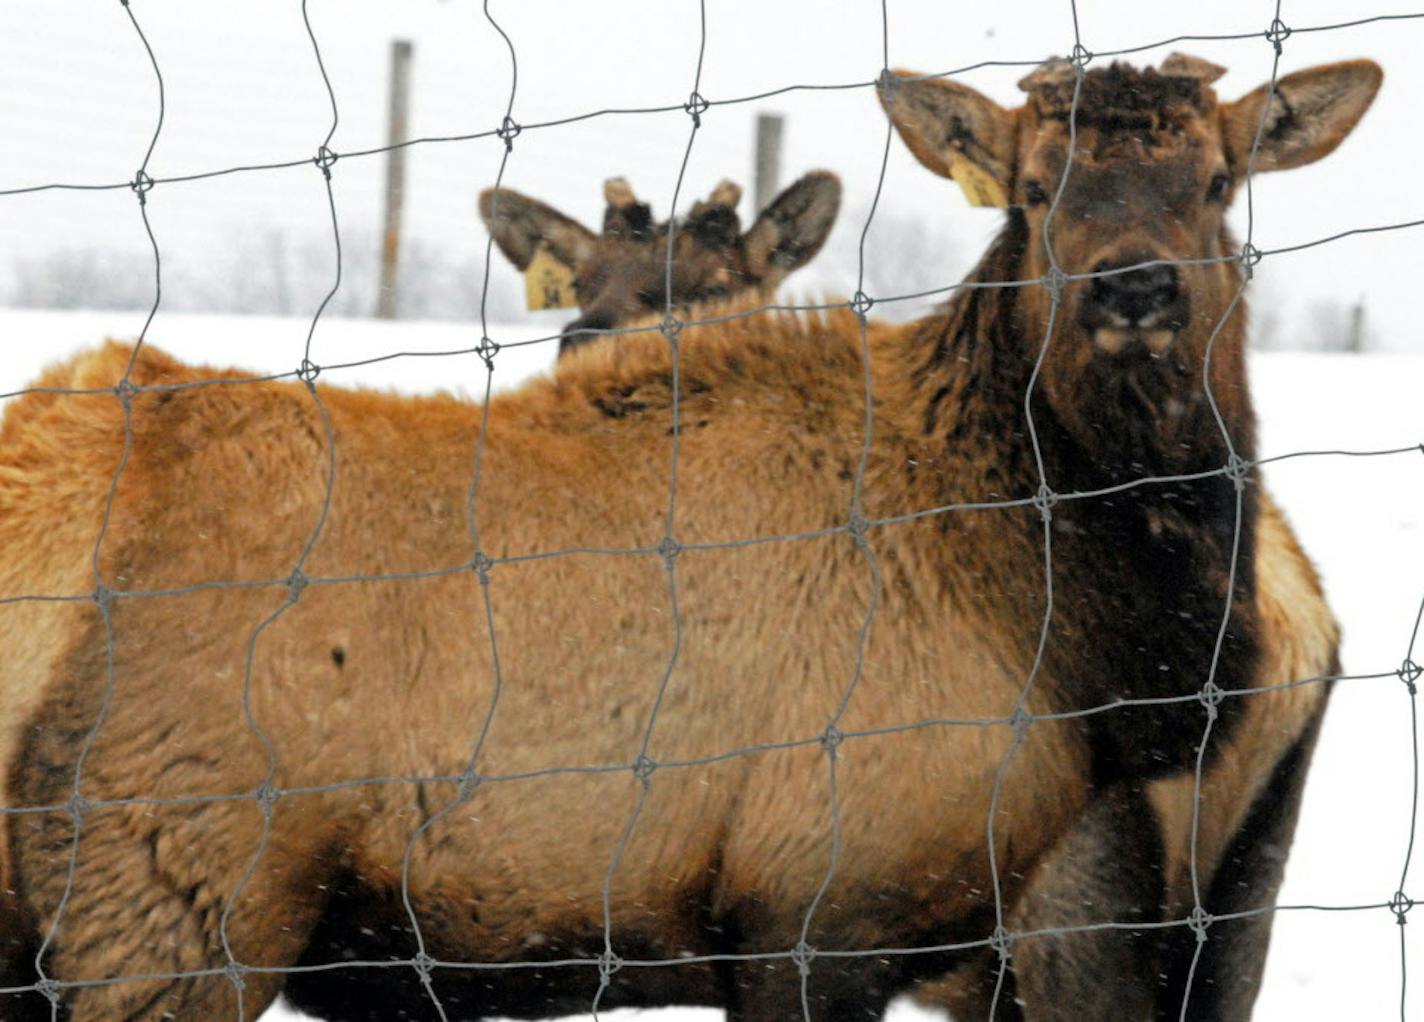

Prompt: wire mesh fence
[{"left": 0, "top": 2, "right": 1421, "bottom": 1021}]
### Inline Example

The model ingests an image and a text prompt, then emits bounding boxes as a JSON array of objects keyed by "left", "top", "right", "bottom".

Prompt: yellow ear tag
[
  {"left": 524, "top": 243, "right": 578, "bottom": 311},
  {"left": 950, "top": 156, "right": 1009, "bottom": 209}
]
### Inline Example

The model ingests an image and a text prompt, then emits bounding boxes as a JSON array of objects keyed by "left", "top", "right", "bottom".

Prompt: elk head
[
  {"left": 881, "top": 55, "right": 1380, "bottom": 463},
  {"left": 480, "top": 171, "right": 841, "bottom": 355}
]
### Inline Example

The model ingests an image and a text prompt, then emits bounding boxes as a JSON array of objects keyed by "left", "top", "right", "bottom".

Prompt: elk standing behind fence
[
  {"left": 479, "top": 171, "right": 841, "bottom": 355},
  {"left": 880, "top": 54, "right": 1377, "bottom": 1020},
  {"left": 476, "top": 79, "right": 1347, "bottom": 1017},
  {"left": 0, "top": 54, "right": 1377, "bottom": 1022}
]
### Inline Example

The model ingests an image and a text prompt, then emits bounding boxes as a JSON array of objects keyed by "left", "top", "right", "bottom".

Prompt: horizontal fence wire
[{"left": 0, "top": 1, "right": 1420, "bottom": 1021}]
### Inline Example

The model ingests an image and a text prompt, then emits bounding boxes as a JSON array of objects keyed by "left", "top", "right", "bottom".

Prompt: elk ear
[
  {"left": 879, "top": 69, "right": 1016, "bottom": 201},
  {"left": 1223, "top": 60, "right": 1382, "bottom": 175},
  {"left": 742, "top": 171, "right": 841, "bottom": 285},
  {"left": 478, "top": 187, "right": 597, "bottom": 271}
]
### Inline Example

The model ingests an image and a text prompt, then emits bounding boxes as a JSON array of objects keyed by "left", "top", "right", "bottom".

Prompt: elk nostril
[{"left": 1089, "top": 260, "right": 1181, "bottom": 325}]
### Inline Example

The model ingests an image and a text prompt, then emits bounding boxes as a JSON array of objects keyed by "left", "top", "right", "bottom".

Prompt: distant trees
[
  {"left": 4, "top": 227, "right": 526, "bottom": 323},
  {"left": 1, "top": 221, "right": 1369, "bottom": 352}
]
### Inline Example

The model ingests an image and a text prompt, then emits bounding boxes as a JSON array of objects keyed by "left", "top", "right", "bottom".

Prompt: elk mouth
[
  {"left": 1090, "top": 324, "right": 1178, "bottom": 357},
  {"left": 1079, "top": 303, "right": 1190, "bottom": 358}
]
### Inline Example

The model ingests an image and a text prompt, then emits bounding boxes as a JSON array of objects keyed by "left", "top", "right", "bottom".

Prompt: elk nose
[{"left": 1087, "top": 260, "right": 1181, "bottom": 327}]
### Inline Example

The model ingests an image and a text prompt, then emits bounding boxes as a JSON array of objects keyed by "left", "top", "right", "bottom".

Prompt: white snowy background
[{"left": 1, "top": 0, "right": 1421, "bottom": 1019}]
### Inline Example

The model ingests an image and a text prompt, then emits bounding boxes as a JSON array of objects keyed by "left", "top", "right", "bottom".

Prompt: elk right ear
[
  {"left": 478, "top": 187, "right": 597, "bottom": 271},
  {"left": 1222, "top": 60, "right": 1382, "bottom": 175},
  {"left": 742, "top": 171, "right": 842, "bottom": 285},
  {"left": 879, "top": 70, "right": 1016, "bottom": 204}
]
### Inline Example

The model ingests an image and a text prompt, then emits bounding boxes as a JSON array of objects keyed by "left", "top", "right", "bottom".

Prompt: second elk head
[{"left": 480, "top": 171, "right": 841, "bottom": 356}]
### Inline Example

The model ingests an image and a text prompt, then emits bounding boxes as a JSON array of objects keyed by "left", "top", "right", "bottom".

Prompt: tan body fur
[{"left": 3, "top": 330, "right": 1092, "bottom": 1019}]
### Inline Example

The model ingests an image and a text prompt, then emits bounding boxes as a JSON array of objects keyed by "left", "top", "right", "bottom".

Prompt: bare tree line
[{"left": 1, "top": 221, "right": 1373, "bottom": 351}]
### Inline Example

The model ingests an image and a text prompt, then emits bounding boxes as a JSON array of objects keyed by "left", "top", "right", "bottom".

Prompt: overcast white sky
[{"left": 1, "top": 1, "right": 1420, "bottom": 345}]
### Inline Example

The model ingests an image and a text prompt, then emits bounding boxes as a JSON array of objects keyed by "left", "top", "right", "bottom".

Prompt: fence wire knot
[
  {"left": 875, "top": 67, "right": 900, "bottom": 101},
  {"left": 846, "top": 511, "right": 869, "bottom": 547},
  {"left": 113, "top": 376, "right": 137, "bottom": 411},
  {"left": 632, "top": 754, "right": 658, "bottom": 786},
  {"left": 457, "top": 768, "right": 482, "bottom": 801},
  {"left": 286, "top": 568, "right": 309, "bottom": 603},
  {"left": 1201, "top": 683, "right": 1224, "bottom": 717},
  {"left": 1069, "top": 44, "right": 1093, "bottom": 71},
  {"left": 314, "top": 146, "right": 338, "bottom": 179},
  {"left": 1198, "top": 680, "right": 1225, "bottom": 719},
  {"left": 659, "top": 315, "right": 684, "bottom": 344},
  {"left": 223, "top": 959, "right": 248, "bottom": 990},
  {"left": 1187, "top": 906, "right": 1214, "bottom": 942},
  {"left": 849, "top": 290, "right": 874, "bottom": 319},
  {"left": 477, "top": 335, "right": 500, "bottom": 369},
  {"left": 1265, "top": 19, "right": 1292, "bottom": 53},
  {"left": 988, "top": 924, "right": 1014, "bottom": 960},
  {"left": 66, "top": 791, "right": 91, "bottom": 823},
  {"left": 597, "top": 949, "right": 623, "bottom": 979},
  {"left": 92, "top": 582, "right": 115, "bottom": 611},
  {"left": 820, "top": 725, "right": 845, "bottom": 755},
  {"left": 254, "top": 781, "right": 281, "bottom": 815},
  {"left": 472, "top": 551, "right": 494, "bottom": 586},
  {"left": 34, "top": 977, "right": 60, "bottom": 1004},
  {"left": 412, "top": 951, "right": 437, "bottom": 978},
  {"left": 297, "top": 358, "right": 321, "bottom": 387},
  {"left": 1032, "top": 483, "right": 1058, "bottom": 523},
  {"left": 1224, "top": 453, "right": 1251, "bottom": 492},
  {"left": 497, "top": 116, "right": 522, "bottom": 151},
  {"left": 1239, "top": 242, "right": 1263, "bottom": 279},
  {"left": 130, "top": 169, "right": 154, "bottom": 204},
  {"left": 790, "top": 940, "right": 816, "bottom": 976},
  {"left": 1399, "top": 658, "right": 1421, "bottom": 695},
  {"left": 1008, "top": 707, "right": 1034, "bottom": 739},
  {"left": 1043, "top": 265, "right": 1068, "bottom": 301},
  {"left": 1390, "top": 890, "right": 1414, "bottom": 924},
  {"left": 683, "top": 91, "right": 710, "bottom": 126},
  {"left": 657, "top": 536, "right": 682, "bottom": 568}
]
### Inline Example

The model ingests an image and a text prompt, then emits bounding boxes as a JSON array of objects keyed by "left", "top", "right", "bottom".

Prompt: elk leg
[
  {"left": 8, "top": 797, "right": 327, "bottom": 1021},
  {"left": 1154, "top": 707, "right": 1327, "bottom": 1021},
  {"left": 724, "top": 957, "right": 897, "bottom": 1022},
  {"left": 914, "top": 782, "right": 1164, "bottom": 1021}
]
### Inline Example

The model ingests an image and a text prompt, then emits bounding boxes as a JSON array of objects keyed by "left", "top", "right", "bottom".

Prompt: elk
[
  {"left": 492, "top": 92, "right": 1343, "bottom": 1022},
  {"left": 0, "top": 56, "right": 1377, "bottom": 1022},
  {"left": 878, "top": 55, "right": 1376, "bottom": 1019},
  {"left": 479, "top": 171, "right": 841, "bottom": 355}
]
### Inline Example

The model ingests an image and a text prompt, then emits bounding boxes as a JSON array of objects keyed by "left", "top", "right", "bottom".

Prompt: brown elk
[
  {"left": 498, "top": 132, "right": 1342, "bottom": 1021},
  {"left": 878, "top": 55, "right": 1376, "bottom": 1019},
  {"left": 0, "top": 55, "right": 1376, "bottom": 1022},
  {"left": 479, "top": 172, "right": 841, "bottom": 355}
]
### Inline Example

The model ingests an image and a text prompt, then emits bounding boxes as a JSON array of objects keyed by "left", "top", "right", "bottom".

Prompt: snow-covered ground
[{"left": 2, "top": 307, "right": 1420, "bottom": 1019}]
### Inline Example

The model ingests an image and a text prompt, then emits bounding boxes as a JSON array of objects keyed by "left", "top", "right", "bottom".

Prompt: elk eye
[
  {"left": 1023, "top": 181, "right": 1049, "bottom": 207},
  {"left": 1206, "top": 173, "right": 1231, "bottom": 203}
]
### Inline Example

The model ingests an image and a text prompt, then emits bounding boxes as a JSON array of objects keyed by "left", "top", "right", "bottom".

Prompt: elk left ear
[
  {"left": 743, "top": 171, "right": 841, "bottom": 285},
  {"left": 1223, "top": 60, "right": 1382, "bottom": 174}
]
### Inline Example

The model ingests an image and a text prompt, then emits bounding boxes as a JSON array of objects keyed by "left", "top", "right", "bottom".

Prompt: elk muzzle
[{"left": 1079, "top": 256, "right": 1187, "bottom": 357}]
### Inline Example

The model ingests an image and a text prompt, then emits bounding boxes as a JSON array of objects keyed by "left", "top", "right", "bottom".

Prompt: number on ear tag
[
  {"left": 524, "top": 244, "right": 578, "bottom": 311},
  {"left": 951, "top": 157, "right": 1009, "bottom": 208}
]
